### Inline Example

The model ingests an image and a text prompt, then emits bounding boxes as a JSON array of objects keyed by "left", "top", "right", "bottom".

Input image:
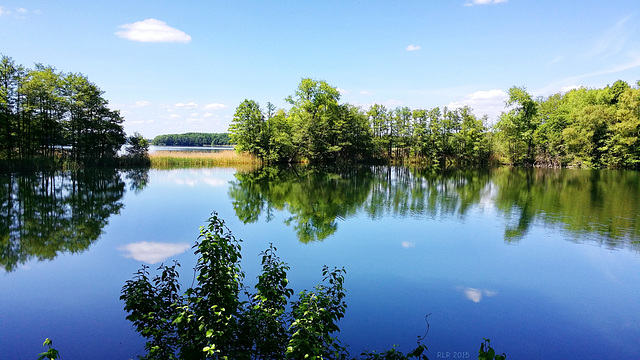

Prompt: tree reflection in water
[
  {"left": 0, "top": 168, "right": 149, "bottom": 272},
  {"left": 229, "top": 165, "right": 640, "bottom": 250}
]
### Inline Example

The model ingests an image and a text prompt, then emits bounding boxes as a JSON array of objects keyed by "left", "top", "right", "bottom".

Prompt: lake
[{"left": 1, "top": 165, "right": 639, "bottom": 359}]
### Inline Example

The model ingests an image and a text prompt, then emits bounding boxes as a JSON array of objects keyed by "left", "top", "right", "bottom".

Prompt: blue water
[{"left": 1, "top": 167, "right": 639, "bottom": 359}]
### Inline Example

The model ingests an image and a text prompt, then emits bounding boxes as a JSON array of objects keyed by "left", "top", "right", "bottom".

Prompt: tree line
[
  {"left": 229, "top": 78, "right": 490, "bottom": 168},
  {"left": 151, "top": 132, "right": 231, "bottom": 147},
  {"left": 0, "top": 55, "right": 130, "bottom": 164},
  {"left": 495, "top": 81, "right": 640, "bottom": 169},
  {"left": 229, "top": 78, "right": 640, "bottom": 169}
]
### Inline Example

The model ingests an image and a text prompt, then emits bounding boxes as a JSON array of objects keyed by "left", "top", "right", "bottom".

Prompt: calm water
[{"left": 1, "top": 166, "right": 639, "bottom": 359}]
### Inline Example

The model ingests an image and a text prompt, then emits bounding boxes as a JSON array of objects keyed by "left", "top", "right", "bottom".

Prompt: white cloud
[
  {"left": 0, "top": 6, "right": 29, "bottom": 17},
  {"left": 337, "top": 88, "right": 351, "bottom": 95},
  {"left": 406, "top": 44, "right": 421, "bottom": 51},
  {"left": 464, "top": 0, "right": 507, "bottom": 6},
  {"left": 132, "top": 100, "right": 152, "bottom": 108},
  {"left": 190, "top": 112, "right": 199, "bottom": 117},
  {"left": 203, "top": 112, "right": 214, "bottom": 118},
  {"left": 447, "top": 89, "right": 508, "bottom": 124},
  {"left": 118, "top": 241, "right": 191, "bottom": 264},
  {"left": 175, "top": 101, "right": 198, "bottom": 109},
  {"left": 561, "top": 85, "right": 582, "bottom": 92},
  {"left": 169, "top": 113, "right": 181, "bottom": 119},
  {"left": 401, "top": 241, "right": 415, "bottom": 248},
  {"left": 360, "top": 90, "right": 373, "bottom": 95},
  {"left": 203, "top": 103, "right": 227, "bottom": 110},
  {"left": 116, "top": 18, "right": 192, "bottom": 43}
]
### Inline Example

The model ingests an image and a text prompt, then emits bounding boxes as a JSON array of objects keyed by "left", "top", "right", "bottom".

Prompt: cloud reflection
[
  {"left": 461, "top": 287, "right": 497, "bottom": 303},
  {"left": 167, "top": 169, "right": 231, "bottom": 187},
  {"left": 118, "top": 242, "right": 191, "bottom": 264}
]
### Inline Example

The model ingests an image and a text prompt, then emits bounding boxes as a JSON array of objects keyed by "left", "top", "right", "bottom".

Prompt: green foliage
[
  {"left": 228, "top": 79, "right": 491, "bottom": 166},
  {"left": 37, "top": 338, "right": 60, "bottom": 360},
  {"left": 478, "top": 339, "right": 505, "bottom": 360},
  {"left": 229, "top": 100, "right": 268, "bottom": 160},
  {"left": 0, "top": 54, "right": 126, "bottom": 164},
  {"left": 126, "top": 132, "right": 150, "bottom": 158},
  {"left": 227, "top": 76, "right": 638, "bottom": 170},
  {"left": 121, "top": 212, "right": 342, "bottom": 359},
  {"left": 229, "top": 79, "right": 374, "bottom": 164},
  {"left": 493, "top": 87, "right": 538, "bottom": 165},
  {"left": 493, "top": 81, "right": 640, "bottom": 169},
  {"left": 151, "top": 132, "right": 231, "bottom": 146},
  {"left": 287, "top": 266, "right": 348, "bottom": 359},
  {"left": 359, "top": 345, "right": 428, "bottom": 360}
]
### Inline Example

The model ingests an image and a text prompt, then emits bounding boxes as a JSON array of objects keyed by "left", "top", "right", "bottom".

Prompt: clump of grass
[{"left": 150, "top": 150, "right": 261, "bottom": 169}]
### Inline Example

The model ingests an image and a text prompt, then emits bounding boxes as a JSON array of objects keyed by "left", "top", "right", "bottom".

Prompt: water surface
[{"left": 1, "top": 166, "right": 638, "bottom": 359}]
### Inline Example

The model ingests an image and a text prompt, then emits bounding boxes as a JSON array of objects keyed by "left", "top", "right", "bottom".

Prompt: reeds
[{"left": 149, "top": 150, "right": 261, "bottom": 170}]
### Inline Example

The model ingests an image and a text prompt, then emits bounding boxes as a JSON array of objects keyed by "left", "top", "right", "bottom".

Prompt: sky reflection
[{"left": 118, "top": 241, "right": 191, "bottom": 264}]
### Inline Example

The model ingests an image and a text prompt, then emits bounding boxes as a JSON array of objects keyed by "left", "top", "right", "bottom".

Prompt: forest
[
  {"left": 229, "top": 78, "right": 640, "bottom": 169},
  {"left": 0, "top": 55, "right": 129, "bottom": 164},
  {"left": 151, "top": 132, "right": 231, "bottom": 146}
]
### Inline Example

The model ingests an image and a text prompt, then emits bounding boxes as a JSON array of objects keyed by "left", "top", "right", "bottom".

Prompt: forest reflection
[
  {"left": 2, "top": 165, "right": 637, "bottom": 272},
  {"left": 0, "top": 168, "right": 148, "bottom": 272},
  {"left": 229, "top": 165, "right": 640, "bottom": 249}
]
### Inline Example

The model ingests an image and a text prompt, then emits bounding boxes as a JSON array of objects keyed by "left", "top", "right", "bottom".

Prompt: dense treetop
[
  {"left": 229, "top": 78, "right": 640, "bottom": 169},
  {"left": 1, "top": 55, "right": 127, "bottom": 163}
]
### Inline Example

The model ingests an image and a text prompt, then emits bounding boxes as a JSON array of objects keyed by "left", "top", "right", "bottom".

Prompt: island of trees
[
  {"left": 151, "top": 132, "right": 231, "bottom": 147},
  {"left": 229, "top": 78, "right": 640, "bottom": 169}
]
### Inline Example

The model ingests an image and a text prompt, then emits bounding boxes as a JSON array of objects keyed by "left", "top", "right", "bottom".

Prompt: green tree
[
  {"left": 367, "top": 104, "right": 391, "bottom": 158},
  {"left": 0, "top": 55, "right": 24, "bottom": 160},
  {"left": 126, "top": 131, "right": 150, "bottom": 158},
  {"left": 494, "top": 86, "right": 538, "bottom": 165},
  {"left": 456, "top": 106, "right": 489, "bottom": 165},
  {"left": 229, "top": 99, "right": 267, "bottom": 160},
  {"left": 602, "top": 86, "right": 640, "bottom": 168},
  {"left": 285, "top": 78, "right": 342, "bottom": 162},
  {"left": 533, "top": 93, "right": 568, "bottom": 167}
]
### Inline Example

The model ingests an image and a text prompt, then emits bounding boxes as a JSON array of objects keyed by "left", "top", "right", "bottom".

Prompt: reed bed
[{"left": 149, "top": 150, "right": 261, "bottom": 170}]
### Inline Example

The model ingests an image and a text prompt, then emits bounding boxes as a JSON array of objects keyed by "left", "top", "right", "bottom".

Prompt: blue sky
[{"left": 1, "top": 0, "right": 639, "bottom": 138}]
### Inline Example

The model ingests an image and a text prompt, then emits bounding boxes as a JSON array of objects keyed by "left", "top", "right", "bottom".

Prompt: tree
[
  {"left": 494, "top": 86, "right": 538, "bottom": 165},
  {"left": 456, "top": 106, "right": 489, "bottom": 165},
  {"left": 126, "top": 132, "right": 150, "bottom": 158},
  {"left": 0, "top": 55, "right": 24, "bottom": 160},
  {"left": 285, "top": 78, "right": 341, "bottom": 162},
  {"left": 602, "top": 86, "right": 640, "bottom": 168},
  {"left": 229, "top": 99, "right": 267, "bottom": 160},
  {"left": 1, "top": 56, "right": 126, "bottom": 163},
  {"left": 533, "top": 93, "right": 568, "bottom": 167},
  {"left": 367, "top": 104, "right": 391, "bottom": 158}
]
